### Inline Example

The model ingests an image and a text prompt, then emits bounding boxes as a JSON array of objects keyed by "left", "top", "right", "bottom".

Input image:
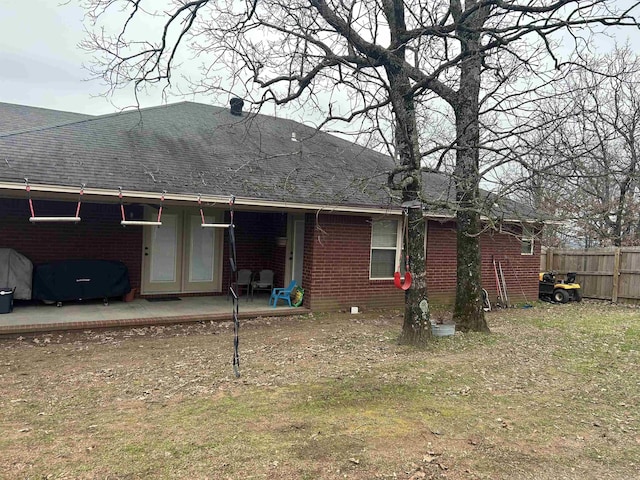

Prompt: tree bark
[
  {"left": 453, "top": 109, "right": 489, "bottom": 332},
  {"left": 452, "top": 4, "right": 489, "bottom": 333},
  {"left": 386, "top": 77, "right": 431, "bottom": 345},
  {"left": 399, "top": 203, "right": 431, "bottom": 345}
]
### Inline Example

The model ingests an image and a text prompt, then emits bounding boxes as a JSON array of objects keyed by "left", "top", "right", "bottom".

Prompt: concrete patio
[{"left": 0, "top": 294, "right": 308, "bottom": 335}]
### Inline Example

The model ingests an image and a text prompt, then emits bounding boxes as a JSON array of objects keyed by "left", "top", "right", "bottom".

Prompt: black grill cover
[{"left": 33, "top": 260, "right": 131, "bottom": 303}]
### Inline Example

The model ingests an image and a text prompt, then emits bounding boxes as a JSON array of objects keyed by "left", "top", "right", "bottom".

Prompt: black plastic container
[{"left": 0, "top": 287, "right": 14, "bottom": 314}]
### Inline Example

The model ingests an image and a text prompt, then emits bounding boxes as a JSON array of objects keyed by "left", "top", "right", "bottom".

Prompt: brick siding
[
  {"left": 302, "top": 214, "right": 404, "bottom": 311},
  {"left": 304, "top": 214, "right": 539, "bottom": 311},
  {"left": 426, "top": 221, "right": 539, "bottom": 305}
]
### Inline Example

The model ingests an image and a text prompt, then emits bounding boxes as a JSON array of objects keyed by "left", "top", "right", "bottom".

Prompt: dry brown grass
[{"left": 1, "top": 301, "right": 639, "bottom": 479}]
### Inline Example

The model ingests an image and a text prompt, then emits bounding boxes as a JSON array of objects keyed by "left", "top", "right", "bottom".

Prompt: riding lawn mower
[{"left": 539, "top": 271, "right": 582, "bottom": 303}]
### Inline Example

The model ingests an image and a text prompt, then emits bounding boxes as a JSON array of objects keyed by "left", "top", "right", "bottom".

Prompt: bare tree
[
  {"left": 517, "top": 46, "right": 640, "bottom": 247},
  {"left": 81, "top": 0, "right": 640, "bottom": 341}
]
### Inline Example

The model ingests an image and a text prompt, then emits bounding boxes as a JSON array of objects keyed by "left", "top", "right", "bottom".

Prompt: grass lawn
[{"left": 1, "top": 301, "right": 639, "bottom": 479}]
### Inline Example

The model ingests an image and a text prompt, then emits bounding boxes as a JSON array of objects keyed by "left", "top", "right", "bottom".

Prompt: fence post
[
  {"left": 546, "top": 248, "right": 554, "bottom": 272},
  {"left": 612, "top": 247, "right": 621, "bottom": 303}
]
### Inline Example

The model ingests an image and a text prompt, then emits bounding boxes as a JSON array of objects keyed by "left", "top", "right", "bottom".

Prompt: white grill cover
[{"left": 0, "top": 248, "right": 33, "bottom": 300}]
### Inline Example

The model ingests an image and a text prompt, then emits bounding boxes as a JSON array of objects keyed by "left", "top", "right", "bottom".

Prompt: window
[
  {"left": 370, "top": 219, "right": 400, "bottom": 279},
  {"left": 521, "top": 236, "right": 534, "bottom": 255}
]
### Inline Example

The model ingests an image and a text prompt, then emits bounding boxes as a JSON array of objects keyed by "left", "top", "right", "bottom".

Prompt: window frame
[
  {"left": 521, "top": 236, "right": 534, "bottom": 255},
  {"left": 369, "top": 218, "right": 402, "bottom": 280}
]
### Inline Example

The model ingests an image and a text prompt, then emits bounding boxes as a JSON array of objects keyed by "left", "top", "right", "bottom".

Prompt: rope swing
[
  {"left": 119, "top": 188, "right": 165, "bottom": 226},
  {"left": 394, "top": 208, "right": 413, "bottom": 290},
  {"left": 26, "top": 179, "right": 84, "bottom": 223},
  {"left": 198, "top": 195, "right": 235, "bottom": 228}
]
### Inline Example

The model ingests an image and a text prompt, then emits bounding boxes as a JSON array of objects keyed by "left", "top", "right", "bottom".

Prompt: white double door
[{"left": 141, "top": 208, "right": 223, "bottom": 294}]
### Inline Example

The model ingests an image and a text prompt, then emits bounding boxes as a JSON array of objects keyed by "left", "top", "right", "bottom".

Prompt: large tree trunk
[
  {"left": 452, "top": 7, "right": 490, "bottom": 333},
  {"left": 387, "top": 78, "right": 431, "bottom": 345},
  {"left": 399, "top": 203, "right": 431, "bottom": 345},
  {"left": 453, "top": 109, "right": 488, "bottom": 332}
]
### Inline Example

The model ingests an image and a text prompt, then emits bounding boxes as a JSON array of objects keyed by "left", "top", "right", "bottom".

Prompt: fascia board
[{"left": 0, "top": 180, "right": 401, "bottom": 216}]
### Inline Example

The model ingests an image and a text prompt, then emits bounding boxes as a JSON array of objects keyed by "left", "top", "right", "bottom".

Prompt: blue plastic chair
[{"left": 269, "top": 280, "right": 297, "bottom": 307}]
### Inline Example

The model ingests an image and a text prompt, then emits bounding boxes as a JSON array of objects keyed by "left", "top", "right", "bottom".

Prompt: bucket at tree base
[
  {"left": 431, "top": 322, "right": 455, "bottom": 337},
  {"left": 0, "top": 287, "right": 15, "bottom": 314}
]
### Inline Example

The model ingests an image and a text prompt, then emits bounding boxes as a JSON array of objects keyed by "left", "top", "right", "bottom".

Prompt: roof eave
[
  {"left": 424, "top": 212, "right": 549, "bottom": 225},
  {"left": 0, "top": 180, "right": 401, "bottom": 216},
  {"left": 1, "top": 181, "right": 549, "bottom": 223}
]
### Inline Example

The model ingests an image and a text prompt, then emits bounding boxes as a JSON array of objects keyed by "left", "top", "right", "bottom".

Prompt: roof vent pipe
[{"left": 230, "top": 97, "right": 244, "bottom": 116}]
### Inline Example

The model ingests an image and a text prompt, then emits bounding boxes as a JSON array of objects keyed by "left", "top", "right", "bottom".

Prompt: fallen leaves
[{"left": 0, "top": 304, "right": 639, "bottom": 479}]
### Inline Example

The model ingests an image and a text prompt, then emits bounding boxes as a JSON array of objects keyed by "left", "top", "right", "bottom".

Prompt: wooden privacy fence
[{"left": 542, "top": 247, "right": 640, "bottom": 304}]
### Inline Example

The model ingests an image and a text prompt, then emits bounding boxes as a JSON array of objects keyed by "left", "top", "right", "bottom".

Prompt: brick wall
[
  {"left": 0, "top": 198, "right": 142, "bottom": 289},
  {"left": 479, "top": 227, "right": 540, "bottom": 305},
  {"left": 425, "top": 221, "right": 458, "bottom": 304},
  {"left": 304, "top": 214, "right": 540, "bottom": 311},
  {"left": 303, "top": 214, "right": 404, "bottom": 311},
  {"left": 426, "top": 221, "right": 539, "bottom": 305}
]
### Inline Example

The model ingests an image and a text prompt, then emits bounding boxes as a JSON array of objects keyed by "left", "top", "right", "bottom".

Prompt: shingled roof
[
  {"left": 0, "top": 101, "right": 537, "bottom": 219},
  {"left": 0, "top": 102, "right": 91, "bottom": 134}
]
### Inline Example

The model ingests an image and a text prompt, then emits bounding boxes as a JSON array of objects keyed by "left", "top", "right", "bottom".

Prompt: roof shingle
[{"left": 0, "top": 102, "right": 92, "bottom": 135}]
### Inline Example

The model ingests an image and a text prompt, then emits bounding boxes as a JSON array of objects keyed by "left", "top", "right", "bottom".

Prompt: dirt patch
[{"left": 1, "top": 303, "right": 639, "bottom": 479}]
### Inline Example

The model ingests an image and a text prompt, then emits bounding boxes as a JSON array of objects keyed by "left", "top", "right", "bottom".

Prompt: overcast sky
[
  {"left": 1, "top": 1, "right": 93, "bottom": 113},
  {"left": 1, "top": 1, "right": 639, "bottom": 117},
  {"left": 0, "top": 0, "right": 195, "bottom": 115}
]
